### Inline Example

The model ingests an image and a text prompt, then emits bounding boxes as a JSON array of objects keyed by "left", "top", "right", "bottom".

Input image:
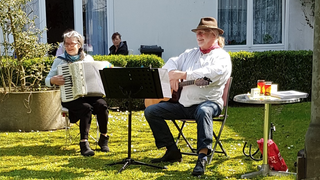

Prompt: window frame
[{"left": 218, "top": 0, "right": 288, "bottom": 52}]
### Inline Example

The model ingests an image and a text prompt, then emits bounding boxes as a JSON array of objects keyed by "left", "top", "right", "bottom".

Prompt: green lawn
[{"left": 0, "top": 102, "right": 311, "bottom": 179}]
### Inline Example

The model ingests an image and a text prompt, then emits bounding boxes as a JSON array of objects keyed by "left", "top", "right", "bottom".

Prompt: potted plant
[{"left": 0, "top": 0, "right": 64, "bottom": 131}]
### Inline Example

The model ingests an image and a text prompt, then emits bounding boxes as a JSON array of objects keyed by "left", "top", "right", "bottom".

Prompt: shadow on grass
[
  {"left": 0, "top": 144, "right": 75, "bottom": 156},
  {"left": 0, "top": 169, "right": 87, "bottom": 179}
]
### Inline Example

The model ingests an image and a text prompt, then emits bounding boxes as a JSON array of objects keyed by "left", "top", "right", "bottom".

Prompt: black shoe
[
  {"left": 98, "top": 134, "right": 110, "bottom": 152},
  {"left": 192, "top": 158, "right": 207, "bottom": 176},
  {"left": 151, "top": 149, "right": 182, "bottom": 163},
  {"left": 79, "top": 141, "right": 95, "bottom": 156}
]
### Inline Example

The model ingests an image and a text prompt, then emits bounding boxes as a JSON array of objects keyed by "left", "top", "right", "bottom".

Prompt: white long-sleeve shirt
[{"left": 162, "top": 47, "right": 232, "bottom": 109}]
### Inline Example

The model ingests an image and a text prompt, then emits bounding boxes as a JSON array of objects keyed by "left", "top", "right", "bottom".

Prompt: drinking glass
[
  {"left": 264, "top": 81, "right": 272, "bottom": 96},
  {"left": 257, "top": 80, "right": 265, "bottom": 95}
]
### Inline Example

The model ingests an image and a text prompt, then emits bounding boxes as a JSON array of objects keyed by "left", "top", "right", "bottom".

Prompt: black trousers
[{"left": 62, "top": 97, "right": 108, "bottom": 140}]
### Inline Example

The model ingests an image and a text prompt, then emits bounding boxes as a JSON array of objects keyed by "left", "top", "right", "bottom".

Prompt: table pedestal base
[{"left": 241, "top": 164, "right": 296, "bottom": 179}]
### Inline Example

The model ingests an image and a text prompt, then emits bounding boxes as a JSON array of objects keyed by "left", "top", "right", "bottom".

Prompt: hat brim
[{"left": 191, "top": 27, "right": 224, "bottom": 35}]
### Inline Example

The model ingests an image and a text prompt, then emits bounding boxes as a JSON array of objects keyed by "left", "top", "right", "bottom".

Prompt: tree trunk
[{"left": 305, "top": 0, "right": 320, "bottom": 178}]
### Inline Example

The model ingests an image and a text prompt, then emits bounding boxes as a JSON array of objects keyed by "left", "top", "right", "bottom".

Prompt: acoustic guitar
[{"left": 144, "top": 77, "right": 212, "bottom": 107}]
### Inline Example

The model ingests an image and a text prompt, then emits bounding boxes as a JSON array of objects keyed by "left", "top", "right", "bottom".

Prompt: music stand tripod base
[
  {"left": 107, "top": 158, "right": 167, "bottom": 173},
  {"left": 100, "top": 68, "right": 168, "bottom": 173}
]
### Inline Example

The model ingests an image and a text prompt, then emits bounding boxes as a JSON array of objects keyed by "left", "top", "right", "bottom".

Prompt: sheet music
[{"left": 157, "top": 68, "right": 172, "bottom": 98}]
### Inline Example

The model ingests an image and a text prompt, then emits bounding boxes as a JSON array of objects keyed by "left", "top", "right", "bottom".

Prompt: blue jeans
[{"left": 144, "top": 100, "right": 221, "bottom": 154}]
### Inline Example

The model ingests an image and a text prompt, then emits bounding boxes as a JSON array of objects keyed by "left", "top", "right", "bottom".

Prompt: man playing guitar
[{"left": 144, "top": 17, "right": 232, "bottom": 176}]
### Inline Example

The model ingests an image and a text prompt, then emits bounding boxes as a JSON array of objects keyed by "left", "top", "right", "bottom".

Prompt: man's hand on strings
[{"left": 168, "top": 70, "right": 187, "bottom": 91}]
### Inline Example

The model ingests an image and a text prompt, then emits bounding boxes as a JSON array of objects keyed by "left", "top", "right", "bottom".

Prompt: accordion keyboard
[{"left": 58, "top": 64, "right": 75, "bottom": 102}]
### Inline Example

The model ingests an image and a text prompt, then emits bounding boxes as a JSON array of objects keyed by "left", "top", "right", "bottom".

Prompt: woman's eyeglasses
[{"left": 64, "top": 42, "right": 78, "bottom": 47}]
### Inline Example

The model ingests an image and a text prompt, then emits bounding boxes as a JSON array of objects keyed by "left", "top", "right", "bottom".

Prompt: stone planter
[{"left": 0, "top": 90, "right": 64, "bottom": 131}]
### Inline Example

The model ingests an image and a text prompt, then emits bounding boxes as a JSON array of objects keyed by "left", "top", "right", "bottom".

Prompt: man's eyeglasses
[{"left": 64, "top": 42, "right": 79, "bottom": 47}]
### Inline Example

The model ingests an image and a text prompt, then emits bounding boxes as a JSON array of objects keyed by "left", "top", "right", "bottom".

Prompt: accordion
[{"left": 57, "top": 61, "right": 113, "bottom": 102}]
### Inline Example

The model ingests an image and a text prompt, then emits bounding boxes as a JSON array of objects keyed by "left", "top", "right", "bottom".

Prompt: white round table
[{"left": 234, "top": 94, "right": 301, "bottom": 178}]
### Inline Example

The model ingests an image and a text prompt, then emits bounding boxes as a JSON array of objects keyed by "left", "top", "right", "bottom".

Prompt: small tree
[{"left": 0, "top": 0, "right": 53, "bottom": 92}]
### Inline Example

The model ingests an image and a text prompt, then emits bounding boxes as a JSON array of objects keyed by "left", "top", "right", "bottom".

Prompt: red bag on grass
[{"left": 257, "top": 138, "right": 288, "bottom": 171}]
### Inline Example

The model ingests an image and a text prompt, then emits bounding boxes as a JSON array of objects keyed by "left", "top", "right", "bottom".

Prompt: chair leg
[
  {"left": 208, "top": 123, "right": 228, "bottom": 164},
  {"left": 64, "top": 114, "right": 99, "bottom": 146},
  {"left": 172, "top": 120, "right": 197, "bottom": 155},
  {"left": 87, "top": 115, "right": 99, "bottom": 144},
  {"left": 63, "top": 113, "right": 72, "bottom": 145},
  {"left": 96, "top": 117, "right": 99, "bottom": 149},
  {"left": 172, "top": 119, "right": 228, "bottom": 163}
]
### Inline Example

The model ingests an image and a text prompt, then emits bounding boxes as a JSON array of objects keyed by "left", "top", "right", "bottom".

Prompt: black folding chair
[
  {"left": 171, "top": 77, "right": 232, "bottom": 164},
  {"left": 61, "top": 107, "right": 99, "bottom": 145}
]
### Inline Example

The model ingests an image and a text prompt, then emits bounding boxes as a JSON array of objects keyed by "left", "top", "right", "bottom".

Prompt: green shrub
[
  {"left": 2, "top": 51, "right": 312, "bottom": 109},
  {"left": 93, "top": 55, "right": 128, "bottom": 67},
  {"left": 92, "top": 54, "right": 165, "bottom": 110},
  {"left": 92, "top": 54, "right": 164, "bottom": 68},
  {"left": 229, "top": 50, "right": 313, "bottom": 101}
]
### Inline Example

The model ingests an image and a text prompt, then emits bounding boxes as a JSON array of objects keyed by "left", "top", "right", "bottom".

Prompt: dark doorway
[{"left": 46, "top": 0, "right": 74, "bottom": 56}]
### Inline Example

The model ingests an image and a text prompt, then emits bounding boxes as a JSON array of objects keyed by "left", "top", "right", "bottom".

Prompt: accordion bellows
[{"left": 57, "top": 61, "right": 113, "bottom": 102}]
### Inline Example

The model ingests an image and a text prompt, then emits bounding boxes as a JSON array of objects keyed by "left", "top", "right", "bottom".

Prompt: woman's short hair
[
  {"left": 63, "top": 30, "right": 85, "bottom": 59},
  {"left": 63, "top": 30, "right": 84, "bottom": 47},
  {"left": 112, "top": 32, "right": 121, "bottom": 40}
]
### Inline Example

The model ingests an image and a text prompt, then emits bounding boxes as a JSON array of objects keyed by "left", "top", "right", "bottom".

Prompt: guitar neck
[{"left": 179, "top": 80, "right": 195, "bottom": 87}]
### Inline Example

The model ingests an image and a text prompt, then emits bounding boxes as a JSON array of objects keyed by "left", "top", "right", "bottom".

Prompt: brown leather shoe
[{"left": 151, "top": 149, "right": 182, "bottom": 163}]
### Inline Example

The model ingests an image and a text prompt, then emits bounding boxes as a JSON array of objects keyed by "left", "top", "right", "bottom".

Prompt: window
[
  {"left": 218, "top": 0, "right": 283, "bottom": 46},
  {"left": 83, "top": 0, "right": 108, "bottom": 55},
  {"left": 253, "top": 0, "right": 282, "bottom": 44},
  {"left": 218, "top": 0, "right": 247, "bottom": 45}
]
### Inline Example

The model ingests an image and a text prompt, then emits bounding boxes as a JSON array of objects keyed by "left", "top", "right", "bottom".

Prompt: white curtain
[
  {"left": 253, "top": 0, "right": 282, "bottom": 44},
  {"left": 218, "top": 0, "right": 247, "bottom": 45},
  {"left": 83, "top": 0, "right": 108, "bottom": 55},
  {"left": 218, "top": 0, "right": 282, "bottom": 45}
]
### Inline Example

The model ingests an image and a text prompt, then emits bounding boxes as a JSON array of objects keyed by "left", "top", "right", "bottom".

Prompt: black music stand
[{"left": 99, "top": 67, "right": 167, "bottom": 173}]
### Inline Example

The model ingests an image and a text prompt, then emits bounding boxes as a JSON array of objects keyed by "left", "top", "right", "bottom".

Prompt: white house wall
[
  {"left": 113, "top": 0, "right": 217, "bottom": 62},
  {"left": 287, "top": 0, "right": 314, "bottom": 50},
  {"left": 112, "top": 0, "right": 314, "bottom": 61},
  {"left": 1, "top": 0, "right": 314, "bottom": 60}
]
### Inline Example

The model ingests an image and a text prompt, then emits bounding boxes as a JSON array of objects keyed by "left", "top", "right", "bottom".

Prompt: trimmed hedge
[
  {"left": 94, "top": 51, "right": 313, "bottom": 109},
  {"left": 93, "top": 54, "right": 165, "bottom": 110},
  {"left": 92, "top": 54, "right": 164, "bottom": 68},
  {"left": 229, "top": 50, "right": 312, "bottom": 102},
  {"left": 1, "top": 51, "right": 313, "bottom": 110}
]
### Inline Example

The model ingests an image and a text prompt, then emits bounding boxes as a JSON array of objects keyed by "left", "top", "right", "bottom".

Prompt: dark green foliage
[
  {"left": 93, "top": 55, "right": 128, "bottom": 67},
  {"left": 2, "top": 51, "right": 312, "bottom": 109},
  {"left": 92, "top": 54, "right": 165, "bottom": 68},
  {"left": 0, "top": 56, "right": 56, "bottom": 91},
  {"left": 229, "top": 50, "right": 313, "bottom": 101},
  {"left": 92, "top": 54, "right": 165, "bottom": 110},
  {"left": 125, "top": 54, "right": 164, "bottom": 68}
]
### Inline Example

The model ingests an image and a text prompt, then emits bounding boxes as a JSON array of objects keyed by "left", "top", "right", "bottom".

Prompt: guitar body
[
  {"left": 144, "top": 77, "right": 211, "bottom": 108},
  {"left": 144, "top": 87, "right": 182, "bottom": 108},
  {"left": 144, "top": 97, "right": 171, "bottom": 108}
]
